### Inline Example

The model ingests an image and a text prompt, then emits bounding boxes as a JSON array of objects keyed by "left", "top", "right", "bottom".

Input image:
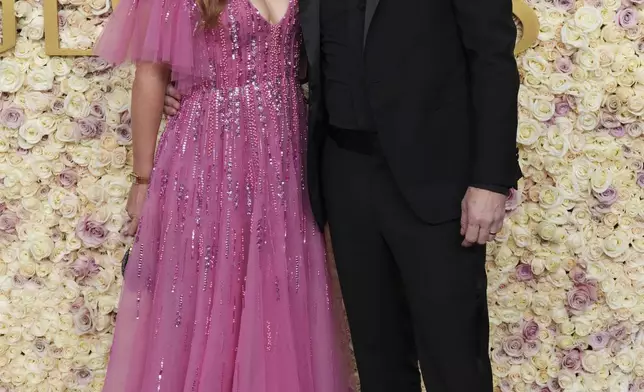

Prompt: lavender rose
[
  {"left": 616, "top": 7, "right": 638, "bottom": 28},
  {"left": 568, "top": 265, "right": 587, "bottom": 284},
  {"left": 600, "top": 111, "right": 621, "bottom": 128},
  {"left": 630, "top": 378, "right": 644, "bottom": 392},
  {"left": 554, "top": 0, "right": 575, "bottom": 10},
  {"left": 609, "top": 126, "right": 626, "bottom": 138},
  {"left": 610, "top": 323, "right": 629, "bottom": 340},
  {"left": 587, "top": 331, "right": 610, "bottom": 350},
  {"left": 50, "top": 98, "right": 65, "bottom": 115},
  {"left": 58, "top": 168, "right": 79, "bottom": 188},
  {"left": 637, "top": 172, "right": 644, "bottom": 188},
  {"left": 116, "top": 124, "right": 133, "bottom": 145},
  {"left": 69, "top": 255, "right": 99, "bottom": 280},
  {"left": 491, "top": 345, "right": 510, "bottom": 363},
  {"left": 593, "top": 186, "right": 618, "bottom": 205},
  {"left": 0, "top": 211, "right": 19, "bottom": 233},
  {"left": 515, "top": 263, "right": 534, "bottom": 282},
  {"left": 72, "top": 306, "right": 94, "bottom": 335},
  {"left": 87, "top": 57, "right": 111, "bottom": 72},
  {"left": 502, "top": 335, "right": 525, "bottom": 357},
  {"left": 0, "top": 107, "right": 25, "bottom": 129},
  {"left": 555, "top": 57, "right": 573, "bottom": 73},
  {"left": 76, "top": 217, "right": 108, "bottom": 248},
  {"left": 75, "top": 367, "right": 93, "bottom": 386},
  {"left": 121, "top": 110, "right": 132, "bottom": 124},
  {"left": 75, "top": 117, "right": 105, "bottom": 139},
  {"left": 561, "top": 349, "right": 582, "bottom": 372},
  {"left": 566, "top": 283, "right": 598, "bottom": 314},
  {"left": 89, "top": 102, "right": 106, "bottom": 119},
  {"left": 554, "top": 99, "right": 572, "bottom": 116},
  {"left": 522, "top": 320, "right": 540, "bottom": 341}
]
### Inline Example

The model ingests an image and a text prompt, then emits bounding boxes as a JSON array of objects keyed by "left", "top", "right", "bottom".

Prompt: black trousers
[{"left": 322, "top": 133, "right": 493, "bottom": 392}]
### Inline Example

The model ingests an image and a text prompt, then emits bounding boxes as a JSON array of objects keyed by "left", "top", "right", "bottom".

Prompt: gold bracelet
[{"left": 128, "top": 173, "right": 150, "bottom": 185}]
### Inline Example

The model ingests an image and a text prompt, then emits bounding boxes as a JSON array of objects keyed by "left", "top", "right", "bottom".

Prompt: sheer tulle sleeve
[{"left": 94, "top": 0, "right": 211, "bottom": 92}]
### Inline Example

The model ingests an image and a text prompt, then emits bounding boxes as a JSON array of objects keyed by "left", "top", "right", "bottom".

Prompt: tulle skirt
[{"left": 101, "top": 84, "right": 351, "bottom": 392}]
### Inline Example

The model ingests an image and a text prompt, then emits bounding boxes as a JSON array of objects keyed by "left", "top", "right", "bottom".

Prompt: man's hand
[
  {"left": 163, "top": 84, "right": 182, "bottom": 116},
  {"left": 460, "top": 187, "right": 507, "bottom": 247}
]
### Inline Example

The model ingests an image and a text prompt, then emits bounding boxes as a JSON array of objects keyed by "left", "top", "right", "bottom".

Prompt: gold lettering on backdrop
[
  {"left": 0, "top": 0, "right": 17, "bottom": 53},
  {"left": 0, "top": 0, "right": 538, "bottom": 56},
  {"left": 43, "top": 0, "right": 120, "bottom": 55},
  {"left": 513, "top": 0, "right": 539, "bottom": 54}
]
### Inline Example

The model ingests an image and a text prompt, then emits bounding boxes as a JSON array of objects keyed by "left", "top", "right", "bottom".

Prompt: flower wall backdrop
[{"left": 1, "top": 0, "right": 644, "bottom": 391}]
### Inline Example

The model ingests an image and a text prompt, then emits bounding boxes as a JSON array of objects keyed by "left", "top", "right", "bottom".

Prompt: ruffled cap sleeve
[{"left": 94, "top": 0, "right": 211, "bottom": 92}]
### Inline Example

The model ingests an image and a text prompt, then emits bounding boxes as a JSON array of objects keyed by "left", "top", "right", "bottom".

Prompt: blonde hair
[{"left": 197, "top": 0, "right": 226, "bottom": 27}]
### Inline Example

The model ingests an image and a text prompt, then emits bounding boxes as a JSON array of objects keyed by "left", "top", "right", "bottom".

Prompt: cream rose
[{"left": 0, "top": 60, "right": 26, "bottom": 93}]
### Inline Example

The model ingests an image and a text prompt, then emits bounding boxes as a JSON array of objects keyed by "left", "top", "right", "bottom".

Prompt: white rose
[
  {"left": 627, "top": 94, "right": 644, "bottom": 116},
  {"left": 22, "top": 15, "right": 44, "bottom": 40},
  {"left": 63, "top": 92, "right": 90, "bottom": 119},
  {"left": 522, "top": 51, "right": 551, "bottom": 78},
  {"left": 20, "top": 91, "right": 52, "bottom": 114},
  {"left": 54, "top": 120, "right": 78, "bottom": 143},
  {"left": 59, "top": 195, "right": 80, "bottom": 219},
  {"left": 13, "top": 36, "right": 36, "bottom": 59},
  {"left": 561, "top": 23, "right": 588, "bottom": 48},
  {"left": 603, "top": 231, "right": 630, "bottom": 258},
  {"left": 590, "top": 167, "right": 612, "bottom": 193},
  {"left": 517, "top": 118, "right": 543, "bottom": 146},
  {"left": 614, "top": 350, "right": 636, "bottom": 373},
  {"left": 27, "top": 233, "right": 55, "bottom": 261},
  {"left": 89, "top": 0, "right": 110, "bottom": 15},
  {"left": 105, "top": 87, "right": 131, "bottom": 113},
  {"left": 65, "top": 74, "right": 91, "bottom": 93},
  {"left": 530, "top": 98, "right": 555, "bottom": 121},
  {"left": 576, "top": 112, "right": 598, "bottom": 131},
  {"left": 574, "top": 6, "right": 603, "bottom": 32},
  {"left": 580, "top": 90, "right": 603, "bottom": 112},
  {"left": 548, "top": 73, "right": 572, "bottom": 94},
  {"left": 18, "top": 119, "right": 46, "bottom": 147},
  {"left": 0, "top": 61, "right": 26, "bottom": 93},
  {"left": 49, "top": 58, "right": 72, "bottom": 77}
]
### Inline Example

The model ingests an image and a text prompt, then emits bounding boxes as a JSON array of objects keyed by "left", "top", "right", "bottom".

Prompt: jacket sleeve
[{"left": 451, "top": 0, "right": 521, "bottom": 190}]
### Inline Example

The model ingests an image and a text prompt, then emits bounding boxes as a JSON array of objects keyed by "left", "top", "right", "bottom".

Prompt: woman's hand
[
  {"left": 163, "top": 83, "right": 182, "bottom": 116},
  {"left": 124, "top": 183, "right": 148, "bottom": 236}
]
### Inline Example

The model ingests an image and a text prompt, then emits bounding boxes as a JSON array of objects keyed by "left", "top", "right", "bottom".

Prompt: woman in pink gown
[{"left": 93, "top": 0, "right": 350, "bottom": 390}]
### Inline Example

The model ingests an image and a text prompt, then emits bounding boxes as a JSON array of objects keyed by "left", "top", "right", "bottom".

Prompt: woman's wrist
[{"left": 128, "top": 172, "right": 151, "bottom": 185}]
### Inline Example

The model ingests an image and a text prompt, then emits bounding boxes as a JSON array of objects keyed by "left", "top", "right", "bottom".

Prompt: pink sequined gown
[{"left": 94, "top": 0, "right": 350, "bottom": 391}]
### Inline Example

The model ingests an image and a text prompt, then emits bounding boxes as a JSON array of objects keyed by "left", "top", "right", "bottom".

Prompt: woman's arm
[
  {"left": 131, "top": 62, "right": 170, "bottom": 179},
  {"left": 124, "top": 62, "right": 170, "bottom": 236}
]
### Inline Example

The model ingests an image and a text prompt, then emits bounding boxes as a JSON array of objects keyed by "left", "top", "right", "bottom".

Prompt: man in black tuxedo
[{"left": 164, "top": 0, "right": 520, "bottom": 390}]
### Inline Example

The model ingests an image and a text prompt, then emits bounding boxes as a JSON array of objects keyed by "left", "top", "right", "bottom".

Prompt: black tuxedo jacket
[{"left": 300, "top": 0, "right": 521, "bottom": 228}]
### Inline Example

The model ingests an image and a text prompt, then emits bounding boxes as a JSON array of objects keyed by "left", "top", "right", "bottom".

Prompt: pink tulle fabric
[
  {"left": 94, "top": 0, "right": 210, "bottom": 91},
  {"left": 95, "top": 0, "right": 352, "bottom": 390}
]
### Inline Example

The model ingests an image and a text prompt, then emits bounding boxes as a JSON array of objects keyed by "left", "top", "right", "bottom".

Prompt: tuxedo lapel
[{"left": 363, "top": 0, "right": 380, "bottom": 45}]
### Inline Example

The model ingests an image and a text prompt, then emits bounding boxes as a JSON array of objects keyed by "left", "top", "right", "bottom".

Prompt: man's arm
[
  {"left": 452, "top": 0, "right": 520, "bottom": 191},
  {"left": 452, "top": 0, "right": 520, "bottom": 246}
]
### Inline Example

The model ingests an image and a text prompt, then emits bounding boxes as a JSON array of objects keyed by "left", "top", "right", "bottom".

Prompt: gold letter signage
[
  {"left": 513, "top": 0, "right": 539, "bottom": 54},
  {"left": 0, "top": 0, "right": 538, "bottom": 56},
  {"left": 43, "top": 0, "right": 120, "bottom": 55},
  {"left": 0, "top": 0, "right": 17, "bottom": 53}
]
